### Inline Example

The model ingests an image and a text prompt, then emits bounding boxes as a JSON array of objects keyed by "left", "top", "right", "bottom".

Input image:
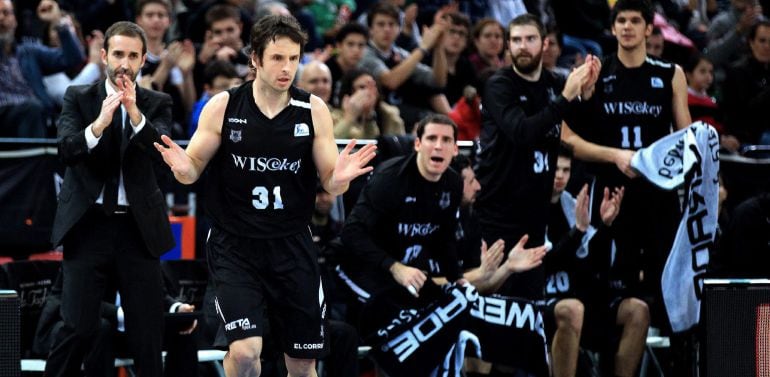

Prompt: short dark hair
[
  {"left": 335, "top": 22, "right": 368, "bottom": 44},
  {"left": 104, "top": 21, "right": 147, "bottom": 56},
  {"left": 136, "top": 0, "right": 171, "bottom": 17},
  {"left": 748, "top": 19, "right": 770, "bottom": 41},
  {"left": 249, "top": 15, "right": 307, "bottom": 62},
  {"left": 546, "top": 23, "right": 563, "bottom": 48},
  {"left": 683, "top": 52, "right": 710, "bottom": 74},
  {"left": 367, "top": 2, "right": 400, "bottom": 28},
  {"left": 415, "top": 114, "right": 458, "bottom": 141},
  {"left": 446, "top": 11, "right": 471, "bottom": 31},
  {"left": 205, "top": 4, "right": 240, "bottom": 30},
  {"left": 450, "top": 154, "right": 472, "bottom": 173},
  {"left": 203, "top": 60, "right": 239, "bottom": 85},
  {"left": 558, "top": 142, "right": 573, "bottom": 159},
  {"left": 508, "top": 13, "right": 545, "bottom": 40},
  {"left": 611, "top": 0, "right": 654, "bottom": 26}
]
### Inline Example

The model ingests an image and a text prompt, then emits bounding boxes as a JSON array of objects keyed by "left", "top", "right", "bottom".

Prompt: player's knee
[
  {"left": 227, "top": 338, "right": 262, "bottom": 373},
  {"left": 285, "top": 356, "right": 316, "bottom": 377},
  {"left": 618, "top": 298, "right": 649, "bottom": 329},
  {"left": 555, "top": 299, "right": 584, "bottom": 332}
]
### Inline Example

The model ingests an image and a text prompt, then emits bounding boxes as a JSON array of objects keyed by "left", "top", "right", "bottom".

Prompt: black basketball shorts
[{"left": 207, "top": 224, "right": 329, "bottom": 359}]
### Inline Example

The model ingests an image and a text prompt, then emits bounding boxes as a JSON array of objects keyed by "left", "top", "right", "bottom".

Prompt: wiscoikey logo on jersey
[
  {"left": 651, "top": 77, "right": 664, "bottom": 88},
  {"left": 230, "top": 129, "right": 242, "bottom": 143},
  {"left": 294, "top": 123, "right": 310, "bottom": 137}
]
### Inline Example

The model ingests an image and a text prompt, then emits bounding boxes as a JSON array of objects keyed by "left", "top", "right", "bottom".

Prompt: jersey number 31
[{"left": 252, "top": 185, "right": 284, "bottom": 210}]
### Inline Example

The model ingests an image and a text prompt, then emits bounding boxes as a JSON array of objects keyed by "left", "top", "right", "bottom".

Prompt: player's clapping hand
[
  {"left": 479, "top": 239, "right": 505, "bottom": 281},
  {"left": 599, "top": 186, "right": 625, "bottom": 226},
  {"left": 505, "top": 235, "right": 547, "bottom": 273}
]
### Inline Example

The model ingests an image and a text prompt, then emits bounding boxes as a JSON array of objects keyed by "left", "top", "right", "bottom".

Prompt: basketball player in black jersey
[
  {"left": 561, "top": 0, "right": 692, "bottom": 375},
  {"left": 154, "top": 15, "right": 376, "bottom": 377}
]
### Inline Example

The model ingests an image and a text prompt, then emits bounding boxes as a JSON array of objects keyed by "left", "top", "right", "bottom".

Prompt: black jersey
[
  {"left": 340, "top": 154, "right": 463, "bottom": 296},
  {"left": 475, "top": 66, "right": 572, "bottom": 245},
  {"left": 205, "top": 82, "right": 318, "bottom": 237},
  {"left": 570, "top": 55, "right": 676, "bottom": 185}
]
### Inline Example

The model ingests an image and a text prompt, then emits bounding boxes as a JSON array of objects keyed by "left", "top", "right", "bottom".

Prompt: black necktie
[{"left": 102, "top": 110, "right": 124, "bottom": 214}]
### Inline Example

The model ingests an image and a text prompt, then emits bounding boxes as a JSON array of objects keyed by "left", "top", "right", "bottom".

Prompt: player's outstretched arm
[{"left": 154, "top": 91, "right": 226, "bottom": 184}]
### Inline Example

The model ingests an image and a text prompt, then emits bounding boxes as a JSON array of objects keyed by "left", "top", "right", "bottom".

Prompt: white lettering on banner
[
  {"left": 382, "top": 288, "right": 472, "bottom": 362},
  {"left": 603, "top": 101, "right": 663, "bottom": 117},
  {"left": 470, "top": 296, "right": 544, "bottom": 335},
  {"left": 686, "top": 176, "right": 711, "bottom": 299},
  {"left": 230, "top": 154, "right": 302, "bottom": 174},
  {"left": 398, "top": 223, "right": 439, "bottom": 237}
]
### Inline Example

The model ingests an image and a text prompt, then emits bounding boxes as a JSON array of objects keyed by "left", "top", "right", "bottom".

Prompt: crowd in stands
[{"left": 1, "top": 0, "right": 769, "bottom": 376}]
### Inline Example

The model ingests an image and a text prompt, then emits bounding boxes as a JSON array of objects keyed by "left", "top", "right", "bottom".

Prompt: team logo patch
[
  {"left": 651, "top": 77, "right": 664, "bottom": 88},
  {"left": 439, "top": 192, "right": 451, "bottom": 209},
  {"left": 294, "top": 123, "right": 310, "bottom": 137},
  {"left": 230, "top": 129, "right": 242, "bottom": 143}
]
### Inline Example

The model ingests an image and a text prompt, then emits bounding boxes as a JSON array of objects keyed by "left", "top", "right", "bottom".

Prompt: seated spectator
[
  {"left": 135, "top": 0, "right": 197, "bottom": 138},
  {"left": 358, "top": 2, "right": 450, "bottom": 129},
  {"left": 296, "top": 59, "right": 334, "bottom": 103},
  {"left": 325, "top": 22, "right": 368, "bottom": 107},
  {"left": 41, "top": 13, "right": 104, "bottom": 107},
  {"left": 331, "top": 69, "right": 405, "bottom": 139},
  {"left": 427, "top": 11, "right": 480, "bottom": 106},
  {"left": 543, "top": 25, "right": 571, "bottom": 79},
  {"left": 189, "top": 59, "right": 242, "bottom": 137},
  {"left": 468, "top": 18, "right": 506, "bottom": 84},
  {"left": 0, "top": 0, "right": 84, "bottom": 138},
  {"left": 704, "top": 0, "right": 763, "bottom": 85},
  {"left": 683, "top": 53, "right": 739, "bottom": 151},
  {"left": 722, "top": 19, "right": 770, "bottom": 145},
  {"left": 647, "top": 25, "right": 665, "bottom": 58},
  {"left": 195, "top": 4, "right": 250, "bottom": 85}
]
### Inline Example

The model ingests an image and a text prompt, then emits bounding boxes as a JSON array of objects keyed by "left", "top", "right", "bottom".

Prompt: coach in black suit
[{"left": 46, "top": 21, "right": 175, "bottom": 377}]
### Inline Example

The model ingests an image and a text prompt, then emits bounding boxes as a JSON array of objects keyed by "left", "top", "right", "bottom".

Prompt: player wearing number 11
[
  {"left": 154, "top": 15, "right": 376, "bottom": 377},
  {"left": 560, "top": 0, "right": 691, "bottom": 335}
]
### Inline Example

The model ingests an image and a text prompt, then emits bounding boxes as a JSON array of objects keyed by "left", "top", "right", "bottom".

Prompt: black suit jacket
[{"left": 51, "top": 82, "right": 176, "bottom": 257}]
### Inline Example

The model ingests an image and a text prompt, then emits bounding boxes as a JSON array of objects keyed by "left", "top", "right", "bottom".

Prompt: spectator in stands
[
  {"left": 135, "top": 0, "right": 197, "bottom": 138},
  {"left": 189, "top": 60, "right": 242, "bottom": 136},
  {"left": 0, "top": 0, "right": 84, "bottom": 138},
  {"left": 184, "top": 0, "right": 253, "bottom": 48},
  {"left": 683, "top": 53, "right": 739, "bottom": 151},
  {"left": 468, "top": 18, "right": 506, "bottom": 83},
  {"left": 326, "top": 22, "right": 368, "bottom": 108},
  {"left": 429, "top": 11, "right": 479, "bottom": 106},
  {"left": 543, "top": 25, "right": 570, "bottom": 79},
  {"left": 722, "top": 19, "right": 770, "bottom": 145},
  {"left": 35, "top": 271, "right": 199, "bottom": 377},
  {"left": 297, "top": 59, "right": 334, "bottom": 103},
  {"left": 195, "top": 4, "right": 250, "bottom": 82},
  {"left": 331, "top": 68, "right": 405, "bottom": 139},
  {"left": 305, "top": 0, "right": 355, "bottom": 44},
  {"left": 705, "top": 0, "right": 763, "bottom": 83},
  {"left": 46, "top": 21, "right": 175, "bottom": 377},
  {"left": 647, "top": 26, "right": 665, "bottom": 58},
  {"left": 41, "top": 13, "right": 105, "bottom": 107},
  {"left": 358, "top": 2, "right": 450, "bottom": 129}
]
